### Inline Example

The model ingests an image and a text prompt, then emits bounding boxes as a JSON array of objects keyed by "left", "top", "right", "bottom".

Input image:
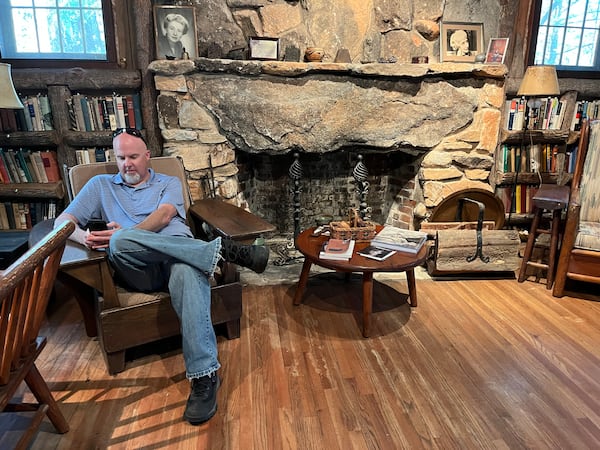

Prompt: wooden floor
[{"left": 5, "top": 273, "right": 600, "bottom": 449}]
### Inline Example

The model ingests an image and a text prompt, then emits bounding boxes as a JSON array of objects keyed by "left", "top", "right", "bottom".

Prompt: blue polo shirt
[{"left": 64, "top": 169, "right": 193, "bottom": 237}]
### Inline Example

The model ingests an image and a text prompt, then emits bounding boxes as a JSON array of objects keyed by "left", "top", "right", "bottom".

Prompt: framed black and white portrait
[
  {"left": 440, "top": 22, "right": 484, "bottom": 63},
  {"left": 154, "top": 6, "right": 198, "bottom": 60}
]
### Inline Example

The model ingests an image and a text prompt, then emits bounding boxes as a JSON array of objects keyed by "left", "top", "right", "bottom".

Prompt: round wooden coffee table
[{"left": 293, "top": 227, "right": 427, "bottom": 337}]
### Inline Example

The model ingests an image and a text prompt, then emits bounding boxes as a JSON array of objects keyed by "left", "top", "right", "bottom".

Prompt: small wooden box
[{"left": 330, "top": 221, "right": 376, "bottom": 242}]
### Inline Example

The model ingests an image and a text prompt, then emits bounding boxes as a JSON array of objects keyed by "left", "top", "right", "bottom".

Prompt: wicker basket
[{"left": 330, "top": 209, "right": 377, "bottom": 242}]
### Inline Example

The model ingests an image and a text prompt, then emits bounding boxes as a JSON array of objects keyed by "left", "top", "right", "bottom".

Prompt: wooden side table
[{"left": 294, "top": 227, "right": 427, "bottom": 337}]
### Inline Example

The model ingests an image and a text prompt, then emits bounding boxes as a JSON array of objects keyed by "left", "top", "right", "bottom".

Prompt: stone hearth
[{"left": 150, "top": 58, "right": 507, "bottom": 232}]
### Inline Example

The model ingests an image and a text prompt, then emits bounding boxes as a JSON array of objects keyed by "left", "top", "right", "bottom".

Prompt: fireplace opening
[{"left": 236, "top": 150, "right": 424, "bottom": 236}]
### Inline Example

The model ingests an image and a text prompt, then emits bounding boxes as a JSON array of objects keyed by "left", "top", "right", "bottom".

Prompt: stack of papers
[
  {"left": 371, "top": 226, "right": 428, "bottom": 254},
  {"left": 319, "top": 239, "right": 355, "bottom": 260}
]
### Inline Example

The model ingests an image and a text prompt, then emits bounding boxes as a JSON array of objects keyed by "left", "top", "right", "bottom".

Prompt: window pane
[
  {"left": 59, "top": 8, "right": 84, "bottom": 53},
  {"left": 561, "top": 27, "right": 582, "bottom": 64},
  {"left": 58, "top": 0, "right": 80, "bottom": 7},
  {"left": 34, "top": 0, "right": 57, "bottom": 6},
  {"left": 36, "top": 8, "right": 61, "bottom": 53},
  {"left": 13, "top": 8, "right": 39, "bottom": 53},
  {"left": 544, "top": 26, "right": 565, "bottom": 64},
  {"left": 585, "top": 3, "right": 600, "bottom": 28},
  {"left": 81, "top": 0, "right": 102, "bottom": 7},
  {"left": 567, "top": 0, "right": 586, "bottom": 27},
  {"left": 539, "top": 0, "right": 551, "bottom": 26},
  {"left": 534, "top": 26, "right": 549, "bottom": 64},
  {"left": 579, "top": 28, "right": 598, "bottom": 66},
  {"left": 10, "top": 0, "right": 33, "bottom": 6},
  {"left": 83, "top": 9, "right": 105, "bottom": 54},
  {"left": 550, "top": 0, "right": 568, "bottom": 26}
]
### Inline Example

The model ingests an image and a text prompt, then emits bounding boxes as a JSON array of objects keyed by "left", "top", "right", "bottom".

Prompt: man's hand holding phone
[{"left": 85, "top": 220, "right": 120, "bottom": 250}]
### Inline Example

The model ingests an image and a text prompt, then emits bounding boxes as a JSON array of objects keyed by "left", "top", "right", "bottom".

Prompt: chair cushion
[
  {"left": 116, "top": 286, "right": 169, "bottom": 307},
  {"left": 574, "top": 221, "right": 600, "bottom": 251},
  {"left": 115, "top": 277, "right": 218, "bottom": 307}
]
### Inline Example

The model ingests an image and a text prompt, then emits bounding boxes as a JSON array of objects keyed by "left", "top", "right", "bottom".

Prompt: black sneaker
[{"left": 183, "top": 373, "right": 221, "bottom": 425}]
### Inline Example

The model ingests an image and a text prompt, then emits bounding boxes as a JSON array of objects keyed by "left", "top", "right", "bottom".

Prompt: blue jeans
[{"left": 107, "top": 228, "right": 222, "bottom": 379}]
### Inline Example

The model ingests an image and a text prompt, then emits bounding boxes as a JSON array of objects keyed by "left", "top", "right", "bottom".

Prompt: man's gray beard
[{"left": 123, "top": 172, "right": 141, "bottom": 185}]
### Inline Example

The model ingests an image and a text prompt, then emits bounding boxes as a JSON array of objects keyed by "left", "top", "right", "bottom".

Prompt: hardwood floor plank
[{"left": 17, "top": 277, "right": 600, "bottom": 449}]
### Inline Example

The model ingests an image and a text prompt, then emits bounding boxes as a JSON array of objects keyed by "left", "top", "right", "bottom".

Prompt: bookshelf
[
  {"left": 0, "top": 68, "right": 146, "bottom": 231},
  {"left": 494, "top": 91, "right": 579, "bottom": 225}
]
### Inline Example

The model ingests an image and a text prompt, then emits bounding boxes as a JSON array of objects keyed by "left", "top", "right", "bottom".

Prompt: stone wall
[
  {"left": 174, "top": 0, "right": 509, "bottom": 66},
  {"left": 150, "top": 58, "right": 506, "bottom": 231}
]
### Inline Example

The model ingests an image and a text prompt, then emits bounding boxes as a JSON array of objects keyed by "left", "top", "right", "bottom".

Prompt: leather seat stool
[{"left": 518, "top": 184, "right": 570, "bottom": 289}]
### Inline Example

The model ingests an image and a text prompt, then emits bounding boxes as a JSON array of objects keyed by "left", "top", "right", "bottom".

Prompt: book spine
[
  {"left": 31, "top": 152, "right": 49, "bottom": 183},
  {"left": 39, "top": 94, "right": 54, "bottom": 130},
  {"left": 126, "top": 95, "right": 136, "bottom": 128},
  {"left": 132, "top": 92, "right": 143, "bottom": 129},
  {"left": 16, "top": 149, "right": 33, "bottom": 182},
  {"left": 114, "top": 95, "right": 126, "bottom": 129},
  {"left": 40, "top": 150, "right": 61, "bottom": 182},
  {"left": 0, "top": 150, "right": 13, "bottom": 183}
]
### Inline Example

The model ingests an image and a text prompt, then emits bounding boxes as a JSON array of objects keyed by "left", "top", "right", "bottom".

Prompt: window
[
  {"left": 0, "top": 0, "right": 114, "bottom": 64},
  {"left": 532, "top": 0, "right": 600, "bottom": 72}
]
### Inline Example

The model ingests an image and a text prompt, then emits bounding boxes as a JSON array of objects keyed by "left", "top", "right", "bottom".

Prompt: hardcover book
[
  {"left": 371, "top": 226, "right": 427, "bottom": 254},
  {"left": 319, "top": 239, "right": 355, "bottom": 260}
]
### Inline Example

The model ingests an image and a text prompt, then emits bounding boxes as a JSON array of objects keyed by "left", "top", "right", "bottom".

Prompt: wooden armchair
[
  {"left": 66, "top": 156, "right": 243, "bottom": 374},
  {"left": 0, "top": 220, "right": 74, "bottom": 449},
  {"left": 553, "top": 119, "right": 600, "bottom": 297}
]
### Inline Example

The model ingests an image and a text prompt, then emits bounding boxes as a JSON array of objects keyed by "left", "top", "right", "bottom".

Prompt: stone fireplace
[{"left": 150, "top": 58, "right": 506, "bottom": 235}]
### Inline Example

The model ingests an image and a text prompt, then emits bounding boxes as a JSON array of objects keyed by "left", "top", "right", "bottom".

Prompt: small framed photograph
[
  {"left": 154, "top": 6, "right": 198, "bottom": 60},
  {"left": 440, "top": 22, "right": 484, "bottom": 63},
  {"left": 485, "top": 38, "right": 509, "bottom": 64},
  {"left": 249, "top": 37, "right": 280, "bottom": 61}
]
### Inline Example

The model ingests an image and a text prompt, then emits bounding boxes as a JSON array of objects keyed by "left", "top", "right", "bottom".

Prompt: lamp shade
[
  {"left": 0, "top": 63, "right": 24, "bottom": 109},
  {"left": 517, "top": 65, "right": 560, "bottom": 97}
]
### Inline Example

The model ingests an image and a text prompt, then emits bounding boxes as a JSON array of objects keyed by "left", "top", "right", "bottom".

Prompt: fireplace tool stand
[{"left": 274, "top": 153, "right": 305, "bottom": 266}]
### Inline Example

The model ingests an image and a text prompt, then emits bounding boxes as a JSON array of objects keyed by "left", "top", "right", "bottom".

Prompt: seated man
[{"left": 54, "top": 127, "right": 268, "bottom": 425}]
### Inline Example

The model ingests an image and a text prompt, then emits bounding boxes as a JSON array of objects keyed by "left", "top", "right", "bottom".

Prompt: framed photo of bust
[
  {"left": 440, "top": 22, "right": 484, "bottom": 63},
  {"left": 154, "top": 6, "right": 198, "bottom": 60}
]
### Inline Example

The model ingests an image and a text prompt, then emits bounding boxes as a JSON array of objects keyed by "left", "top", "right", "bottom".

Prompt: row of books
[
  {"left": 571, "top": 100, "right": 600, "bottom": 131},
  {"left": 0, "top": 200, "right": 60, "bottom": 230},
  {"left": 75, "top": 148, "right": 116, "bottom": 165},
  {"left": 318, "top": 226, "right": 428, "bottom": 261},
  {"left": 496, "top": 185, "right": 538, "bottom": 214},
  {"left": 68, "top": 93, "right": 142, "bottom": 132},
  {"left": 0, "top": 149, "right": 61, "bottom": 184},
  {"left": 505, "top": 97, "right": 566, "bottom": 131},
  {"left": 0, "top": 94, "right": 53, "bottom": 132},
  {"left": 499, "top": 144, "right": 576, "bottom": 174}
]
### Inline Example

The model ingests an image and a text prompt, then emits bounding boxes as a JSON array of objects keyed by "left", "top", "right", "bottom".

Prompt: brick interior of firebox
[{"left": 237, "top": 150, "right": 422, "bottom": 235}]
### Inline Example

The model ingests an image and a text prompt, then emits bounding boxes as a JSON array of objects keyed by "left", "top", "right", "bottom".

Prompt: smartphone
[{"left": 87, "top": 219, "right": 108, "bottom": 231}]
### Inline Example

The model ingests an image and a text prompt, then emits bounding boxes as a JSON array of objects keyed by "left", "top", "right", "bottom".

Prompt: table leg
[
  {"left": 406, "top": 268, "right": 418, "bottom": 307},
  {"left": 362, "top": 272, "right": 373, "bottom": 338},
  {"left": 293, "top": 259, "right": 312, "bottom": 305}
]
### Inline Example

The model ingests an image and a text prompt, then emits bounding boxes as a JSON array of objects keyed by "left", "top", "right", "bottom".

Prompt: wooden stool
[{"left": 518, "top": 184, "right": 570, "bottom": 289}]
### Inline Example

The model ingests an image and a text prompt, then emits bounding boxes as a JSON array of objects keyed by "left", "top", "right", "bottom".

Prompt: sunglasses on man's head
[{"left": 112, "top": 127, "right": 146, "bottom": 143}]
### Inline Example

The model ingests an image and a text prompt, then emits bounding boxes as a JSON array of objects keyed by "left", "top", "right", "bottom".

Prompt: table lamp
[
  {"left": 0, "top": 62, "right": 24, "bottom": 109},
  {"left": 517, "top": 65, "right": 560, "bottom": 131}
]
